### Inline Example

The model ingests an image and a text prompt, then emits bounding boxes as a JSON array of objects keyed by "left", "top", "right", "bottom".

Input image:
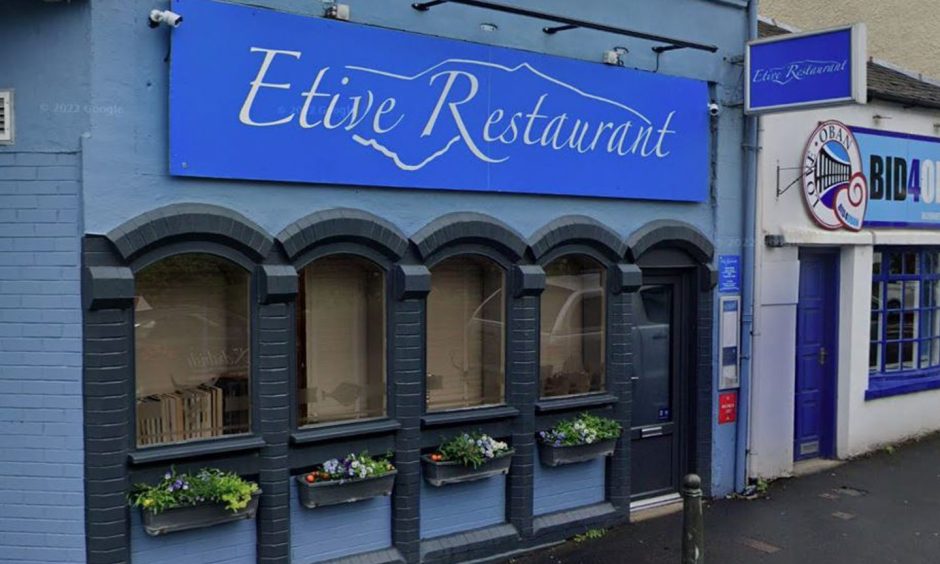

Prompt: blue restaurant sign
[
  {"left": 746, "top": 24, "right": 866, "bottom": 114},
  {"left": 169, "top": 0, "right": 709, "bottom": 201}
]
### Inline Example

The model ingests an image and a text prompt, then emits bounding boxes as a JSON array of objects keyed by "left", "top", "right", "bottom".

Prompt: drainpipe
[{"left": 735, "top": 0, "right": 759, "bottom": 493}]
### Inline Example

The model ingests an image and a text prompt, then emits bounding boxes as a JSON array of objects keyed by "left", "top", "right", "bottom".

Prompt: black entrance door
[{"left": 630, "top": 274, "right": 690, "bottom": 501}]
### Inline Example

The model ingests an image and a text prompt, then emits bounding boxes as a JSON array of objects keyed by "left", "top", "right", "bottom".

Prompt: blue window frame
[{"left": 868, "top": 248, "right": 940, "bottom": 399}]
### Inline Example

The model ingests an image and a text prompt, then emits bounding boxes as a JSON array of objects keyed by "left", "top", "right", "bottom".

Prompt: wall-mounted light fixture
[
  {"left": 480, "top": 22, "right": 499, "bottom": 32},
  {"left": 602, "top": 46, "right": 628, "bottom": 66},
  {"left": 148, "top": 9, "right": 183, "bottom": 28},
  {"left": 324, "top": 2, "right": 350, "bottom": 20}
]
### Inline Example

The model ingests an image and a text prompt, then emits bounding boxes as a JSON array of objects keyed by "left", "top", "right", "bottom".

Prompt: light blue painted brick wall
[
  {"left": 76, "top": 0, "right": 750, "bottom": 500},
  {"left": 129, "top": 509, "right": 256, "bottom": 564},
  {"left": 533, "top": 458, "right": 606, "bottom": 516},
  {"left": 419, "top": 475, "right": 506, "bottom": 539},
  {"left": 0, "top": 152, "right": 85, "bottom": 564},
  {"left": 289, "top": 484, "right": 392, "bottom": 563}
]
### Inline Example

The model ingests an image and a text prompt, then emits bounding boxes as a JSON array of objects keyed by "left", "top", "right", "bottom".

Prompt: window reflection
[
  {"left": 134, "top": 254, "right": 250, "bottom": 447},
  {"left": 426, "top": 256, "right": 505, "bottom": 411},
  {"left": 539, "top": 256, "right": 606, "bottom": 398},
  {"left": 298, "top": 256, "right": 386, "bottom": 426}
]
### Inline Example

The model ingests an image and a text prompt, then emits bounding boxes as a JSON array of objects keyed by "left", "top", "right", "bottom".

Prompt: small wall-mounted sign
[
  {"left": 718, "top": 255, "right": 741, "bottom": 294},
  {"left": 718, "top": 391, "right": 737, "bottom": 425},
  {"left": 746, "top": 24, "right": 866, "bottom": 114},
  {"left": 719, "top": 296, "right": 741, "bottom": 390}
]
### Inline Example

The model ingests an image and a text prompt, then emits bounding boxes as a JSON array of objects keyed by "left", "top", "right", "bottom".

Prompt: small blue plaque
[{"left": 718, "top": 255, "right": 741, "bottom": 294}]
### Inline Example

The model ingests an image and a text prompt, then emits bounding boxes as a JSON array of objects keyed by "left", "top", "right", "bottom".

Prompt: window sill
[
  {"left": 535, "top": 393, "right": 618, "bottom": 413},
  {"left": 866, "top": 372, "right": 940, "bottom": 400},
  {"left": 128, "top": 435, "right": 266, "bottom": 465},
  {"left": 291, "top": 418, "right": 401, "bottom": 445},
  {"left": 421, "top": 405, "right": 520, "bottom": 428}
]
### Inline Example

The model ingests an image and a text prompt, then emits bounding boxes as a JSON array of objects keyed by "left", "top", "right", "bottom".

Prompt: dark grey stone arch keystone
[
  {"left": 411, "top": 212, "right": 527, "bottom": 262},
  {"left": 277, "top": 208, "right": 409, "bottom": 261},
  {"left": 625, "top": 219, "right": 714, "bottom": 264},
  {"left": 528, "top": 215, "right": 626, "bottom": 262},
  {"left": 105, "top": 203, "right": 274, "bottom": 263}
]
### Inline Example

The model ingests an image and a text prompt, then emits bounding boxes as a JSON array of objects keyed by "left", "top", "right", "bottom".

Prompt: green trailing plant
[
  {"left": 755, "top": 478, "right": 770, "bottom": 495},
  {"left": 436, "top": 433, "right": 510, "bottom": 468},
  {"left": 539, "top": 413, "right": 622, "bottom": 447},
  {"left": 573, "top": 528, "right": 607, "bottom": 543},
  {"left": 129, "top": 467, "right": 259, "bottom": 515}
]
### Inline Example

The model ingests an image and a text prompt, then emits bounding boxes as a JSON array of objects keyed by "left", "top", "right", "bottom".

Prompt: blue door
[{"left": 794, "top": 250, "right": 838, "bottom": 461}]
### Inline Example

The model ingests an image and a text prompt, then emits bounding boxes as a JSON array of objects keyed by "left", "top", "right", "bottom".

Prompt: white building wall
[{"left": 752, "top": 99, "right": 940, "bottom": 479}]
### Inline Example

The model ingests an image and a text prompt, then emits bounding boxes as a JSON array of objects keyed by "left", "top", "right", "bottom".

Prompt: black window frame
[
  {"left": 537, "top": 251, "right": 611, "bottom": 400},
  {"left": 292, "top": 247, "right": 393, "bottom": 430},
  {"left": 424, "top": 249, "right": 511, "bottom": 414},
  {"left": 127, "top": 242, "right": 264, "bottom": 462}
]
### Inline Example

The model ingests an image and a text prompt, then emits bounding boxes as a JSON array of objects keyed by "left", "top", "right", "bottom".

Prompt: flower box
[
  {"left": 140, "top": 490, "right": 261, "bottom": 536},
  {"left": 421, "top": 449, "right": 514, "bottom": 487},
  {"left": 537, "top": 438, "right": 617, "bottom": 467},
  {"left": 296, "top": 469, "right": 397, "bottom": 508}
]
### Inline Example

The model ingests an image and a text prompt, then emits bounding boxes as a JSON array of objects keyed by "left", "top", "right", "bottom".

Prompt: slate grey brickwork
[
  {"left": 79, "top": 203, "right": 718, "bottom": 563},
  {"left": 389, "top": 294, "right": 426, "bottom": 563},
  {"left": 256, "top": 293, "right": 295, "bottom": 563},
  {"left": 0, "top": 151, "right": 86, "bottom": 563}
]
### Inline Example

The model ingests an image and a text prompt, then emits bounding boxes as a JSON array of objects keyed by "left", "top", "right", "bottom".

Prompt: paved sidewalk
[{"left": 513, "top": 434, "right": 940, "bottom": 564}]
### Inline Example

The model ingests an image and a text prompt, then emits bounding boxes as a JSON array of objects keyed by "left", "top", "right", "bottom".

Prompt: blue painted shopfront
[{"left": 1, "top": 0, "right": 753, "bottom": 562}]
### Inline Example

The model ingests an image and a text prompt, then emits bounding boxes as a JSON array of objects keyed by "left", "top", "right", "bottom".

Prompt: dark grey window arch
[
  {"left": 83, "top": 203, "right": 283, "bottom": 563},
  {"left": 413, "top": 213, "right": 527, "bottom": 414},
  {"left": 277, "top": 208, "right": 409, "bottom": 429}
]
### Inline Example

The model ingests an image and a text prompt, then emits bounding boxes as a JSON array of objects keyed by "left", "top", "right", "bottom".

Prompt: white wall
[
  {"left": 752, "top": 99, "right": 940, "bottom": 478},
  {"left": 749, "top": 246, "right": 799, "bottom": 478}
]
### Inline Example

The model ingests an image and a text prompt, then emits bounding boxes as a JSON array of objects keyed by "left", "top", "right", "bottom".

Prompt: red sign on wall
[{"left": 718, "top": 392, "right": 738, "bottom": 424}]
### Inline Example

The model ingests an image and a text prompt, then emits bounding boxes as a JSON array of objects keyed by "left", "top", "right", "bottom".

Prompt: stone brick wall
[
  {"left": 0, "top": 151, "right": 85, "bottom": 563},
  {"left": 761, "top": 0, "right": 940, "bottom": 81}
]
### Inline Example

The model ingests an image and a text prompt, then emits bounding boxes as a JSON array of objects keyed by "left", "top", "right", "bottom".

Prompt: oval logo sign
[{"left": 801, "top": 120, "right": 867, "bottom": 231}]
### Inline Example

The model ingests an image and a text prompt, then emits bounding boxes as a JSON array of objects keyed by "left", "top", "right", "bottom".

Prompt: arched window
[
  {"left": 540, "top": 255, "right": 606, "bottom": 398},
  {"left": 427, "top": 256, "right": 505, "bottom": 411},
  {"left": 134, "top": 254, "right": 250, "bottom": 447},
  {"left": 298, "top": 255, "right": 386, "bottom": 425}
]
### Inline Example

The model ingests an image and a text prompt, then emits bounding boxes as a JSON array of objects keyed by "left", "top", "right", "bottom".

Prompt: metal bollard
[{"left": 681, "top": 473, "right": 705, "bottom": 564}]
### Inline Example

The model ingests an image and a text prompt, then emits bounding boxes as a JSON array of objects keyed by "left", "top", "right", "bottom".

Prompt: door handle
[
  {"left": 819, "top": 346, "right": 828, "bottom": 366},
  {"left": 641, "top": 426, "right": 664, "bottom": 438}
]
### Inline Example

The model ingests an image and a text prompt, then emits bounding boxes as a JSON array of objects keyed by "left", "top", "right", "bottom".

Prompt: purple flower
[{"left": 164, "top": 472, "right": 172, "bottom": 480}]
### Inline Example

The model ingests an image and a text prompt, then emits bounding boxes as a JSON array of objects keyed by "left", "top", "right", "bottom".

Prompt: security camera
[
  {"left": 149, "top": 9, "right": 183, "bottom": 28},
  {"left": 708, "top": 101, "right": 721, "bottom": 118}
]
